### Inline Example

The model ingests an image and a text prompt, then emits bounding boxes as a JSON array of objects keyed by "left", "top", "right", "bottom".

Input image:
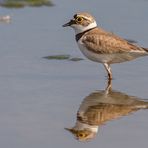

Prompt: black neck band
[{"left": 75, "top": 27, "right": 97, "bottom": 42}]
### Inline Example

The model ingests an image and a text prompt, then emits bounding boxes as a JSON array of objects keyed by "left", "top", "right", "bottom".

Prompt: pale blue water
[{"left": 0, "top": 0, "right": 148, "bottom": 148}]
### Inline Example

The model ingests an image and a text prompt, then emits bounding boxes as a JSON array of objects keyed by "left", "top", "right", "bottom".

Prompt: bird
[{"left": 63, "top": 12, "right": 148, "bottom": 80}]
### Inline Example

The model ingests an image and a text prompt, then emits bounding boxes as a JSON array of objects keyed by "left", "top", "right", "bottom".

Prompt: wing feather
[{"left": 82, "top": 33, "right": 145, "bottom": 54}]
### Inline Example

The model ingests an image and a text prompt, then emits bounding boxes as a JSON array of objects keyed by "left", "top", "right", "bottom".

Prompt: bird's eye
[
  {"left": 77, "top": 133, "right": 85, "bottom": 138},
  {"left": 76, "top": 17, "right": 83, "bottom": 22}
]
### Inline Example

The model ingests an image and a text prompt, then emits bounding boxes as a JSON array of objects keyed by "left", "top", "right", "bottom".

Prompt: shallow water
[{"left": 0, "top": 0, "right": 148, "bottom": 148}]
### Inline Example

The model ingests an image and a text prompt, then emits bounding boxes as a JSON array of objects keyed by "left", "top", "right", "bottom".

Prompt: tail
[
  {"left": 142, "top": 47, "right": 148, "bottom": 52},
  {"left": 134, "top": 101, "right": 148, "bottom": 109}
]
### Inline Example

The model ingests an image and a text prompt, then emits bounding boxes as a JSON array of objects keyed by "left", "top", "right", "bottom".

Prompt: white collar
[
  {"left": 73, "top": 21, "right": 97, "bottom": 34},
  {"left": 74, "top": 121, "right": 99, "bottom": 133}
]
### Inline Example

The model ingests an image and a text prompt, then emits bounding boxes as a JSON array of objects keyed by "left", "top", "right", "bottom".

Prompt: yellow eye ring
[
  {"left": 77, "top": 133, "right": 85, "bottom": 138},
  {"left": 76, "top": 17, "right": 83, "bottom": 22}
]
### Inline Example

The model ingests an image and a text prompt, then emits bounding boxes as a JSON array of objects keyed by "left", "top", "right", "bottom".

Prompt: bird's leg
[{"left": 103, "top": 63, "right": 112, "bottom": 80}]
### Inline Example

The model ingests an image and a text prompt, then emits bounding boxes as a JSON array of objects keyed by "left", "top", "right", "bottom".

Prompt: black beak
[{"left": 62, "top": 19, "right": 75, "bottom": 27}]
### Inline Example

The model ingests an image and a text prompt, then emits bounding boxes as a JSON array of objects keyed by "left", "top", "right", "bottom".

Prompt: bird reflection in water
[{"left": 65, "top": 81, "right": 148, "bottom": 141}]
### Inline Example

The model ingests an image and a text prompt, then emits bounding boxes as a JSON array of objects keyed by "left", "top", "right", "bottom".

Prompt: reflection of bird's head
[{"left": 65, "top": 128, "right": 97, "bottom": 141}]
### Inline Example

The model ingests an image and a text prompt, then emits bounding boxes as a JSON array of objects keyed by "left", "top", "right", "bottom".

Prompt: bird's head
[{"left": 63, "top": 12, "right": 97, "bottom": 34}]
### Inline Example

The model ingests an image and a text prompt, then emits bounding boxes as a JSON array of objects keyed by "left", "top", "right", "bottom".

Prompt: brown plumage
[{"left": 82, "top": 28, "right": 147, "bottom": 54}]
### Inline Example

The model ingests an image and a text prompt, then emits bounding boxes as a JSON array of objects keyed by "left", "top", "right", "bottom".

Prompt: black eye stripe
[{"left": 73, "top": 14, "right": 77, "bottom": 19}]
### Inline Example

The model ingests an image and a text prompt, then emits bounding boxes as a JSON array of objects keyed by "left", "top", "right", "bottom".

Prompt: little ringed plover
[{"left": 63, "top": 12, "right": 148, "bottom": 80}]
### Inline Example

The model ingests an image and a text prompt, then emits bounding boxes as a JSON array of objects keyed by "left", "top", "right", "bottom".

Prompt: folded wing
[{"left": 82, "top": 33, "right": 146, "bottom": 54}]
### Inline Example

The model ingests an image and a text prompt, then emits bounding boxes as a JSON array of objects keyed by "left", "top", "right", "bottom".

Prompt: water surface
[{"left": 0, "top": 0, "right": 148, "bottom": 148}]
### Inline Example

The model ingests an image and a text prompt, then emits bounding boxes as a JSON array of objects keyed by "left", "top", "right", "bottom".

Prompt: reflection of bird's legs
[
  {"left": 105, "top": 78, "right": 112, "bottom": 94},
  {"left": 103, "top": 63, "right": 112, "bottom": 80}
]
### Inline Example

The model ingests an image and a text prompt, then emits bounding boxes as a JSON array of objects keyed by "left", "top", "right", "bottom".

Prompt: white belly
[{"left": 78, "top": 42, "right": 112, "bottom": 63}]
